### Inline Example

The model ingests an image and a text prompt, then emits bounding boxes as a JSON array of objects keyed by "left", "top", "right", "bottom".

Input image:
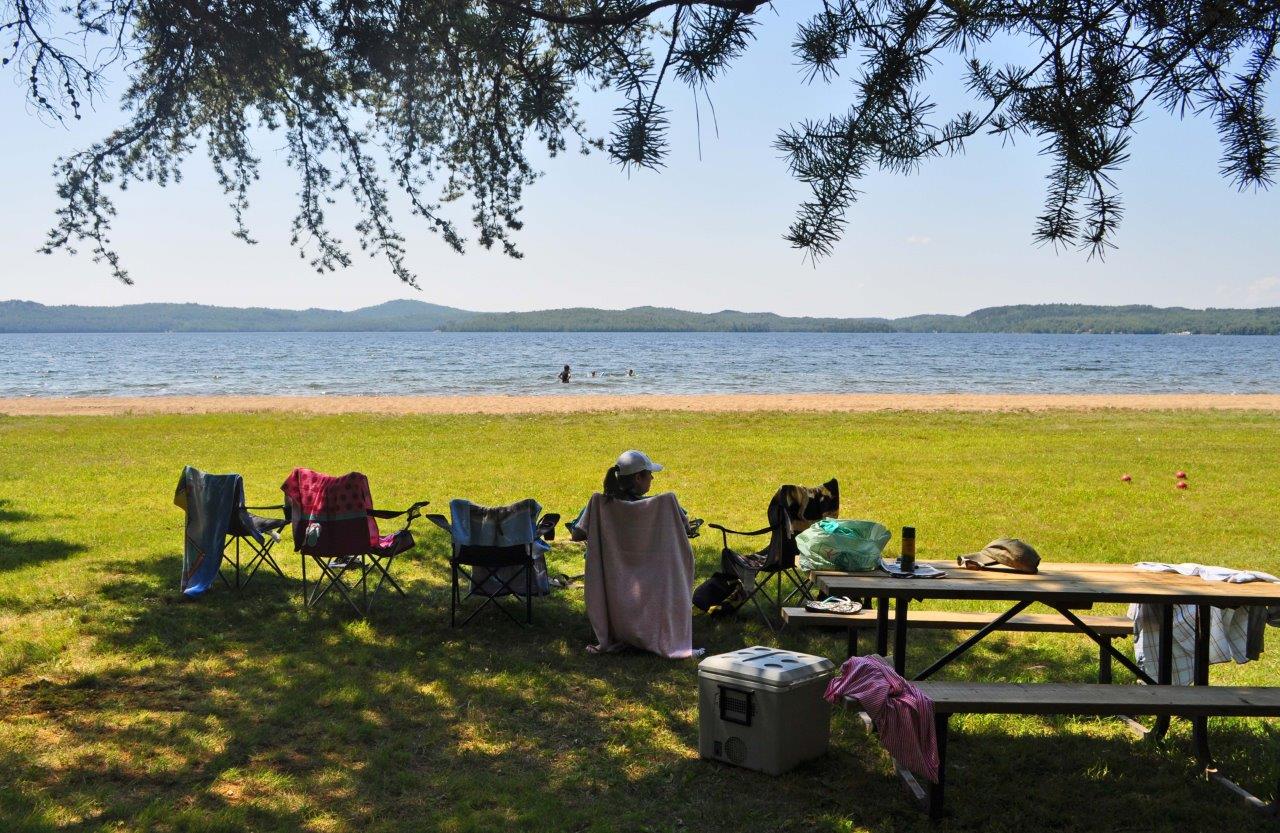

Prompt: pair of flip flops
[
  {"left": 804, "top": 596, "right": 864, "bottom": 615},
  {"left": 550, "top": 573, "right": 584, "bottom": 590}
]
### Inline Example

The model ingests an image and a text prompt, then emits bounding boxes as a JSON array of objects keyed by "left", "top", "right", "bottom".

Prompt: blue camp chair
[{"left": 427, "top": 499, "right": 559, "bottom": 627}]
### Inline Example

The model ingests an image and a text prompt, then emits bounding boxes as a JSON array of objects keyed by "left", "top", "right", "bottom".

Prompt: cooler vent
[
  {"left": 725, "top": 736, "right": 747, "bottom": 765},
  {"left": 719, "top": 685, "right": 754, "bottom": 726}
]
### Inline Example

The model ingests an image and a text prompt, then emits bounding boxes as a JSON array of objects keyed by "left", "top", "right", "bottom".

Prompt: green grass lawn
[{"left": 2, "top": 409, "right": 1280, "bottom": 832}]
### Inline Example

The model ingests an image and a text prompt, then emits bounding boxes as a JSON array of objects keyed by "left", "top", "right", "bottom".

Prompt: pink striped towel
[{"left": 824, "top": 654, "right": 939, "bottom": 782}]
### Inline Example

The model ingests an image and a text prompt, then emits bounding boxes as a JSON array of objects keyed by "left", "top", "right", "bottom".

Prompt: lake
[{"left": 1, "top": 331, "right": 1278, "bottom": 396}]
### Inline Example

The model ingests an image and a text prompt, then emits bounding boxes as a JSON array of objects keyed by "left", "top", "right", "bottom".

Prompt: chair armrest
[
  {"left": 564, "top": 518, "right": 587, "bottom": 542},
  {"left": 707, "top": 523, "right": 772, "bottom": 537},
  {"left": 424, "top": 513, "right": 452, "bottom": 535},
  {"left": 371, "top": 501, "right": 430, "bottom": 537},
  {"left": 536, "top": 513, "right": 561, "bottom": 541},
  {"left": 369, "top": 500, "right": 430, "bottom": 520}
]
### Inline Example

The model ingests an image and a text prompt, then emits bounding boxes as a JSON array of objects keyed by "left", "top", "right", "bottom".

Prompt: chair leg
[
  {"left": 453, "top": 560, "right": 536, "bottom": 628},
  {"left": 730, "top": 565, "right": 781, "bottom": 633},
  {"left": 308, "top": 558, "right": 342, "bottom": 606},
  {"left": 364, "top": 553, "right": 404, "bottom": 605},
  {"left": 238, "top": 537, "right": 285, "bottom": 589},
  {"left": 455, "top": 563, "right": 465, "bottom": 629},
  {"left": 745, "top": 584, "right": 777, "bottom": 634},
  {"left": 260, "top": 539, "right": 286, "bottom": 579},
  {"left": 301, "top": 555, "right": 369, "bottom": 616},
  {"left": 366, "top": 555, "right": 405, "bottom": 597},
  {"left": 361, "top": 556, "right": 369, "bottom": 614},
  {"left": 323, "top": 560, "right": 367, "bottom": 616},
  {"left": 782, "top": 567, "right": 814, "bottom": 605},
  {"left": 218, "top": 539, "right": 237, "bottom": 590}
]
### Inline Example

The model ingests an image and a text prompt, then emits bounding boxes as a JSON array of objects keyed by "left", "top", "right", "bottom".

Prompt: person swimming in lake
[
  {"left": 558, "top": 364, "right": 571, "bottom": 383},
  {"left": 566, "top": 450, "right": 702, "bottom": 541}
]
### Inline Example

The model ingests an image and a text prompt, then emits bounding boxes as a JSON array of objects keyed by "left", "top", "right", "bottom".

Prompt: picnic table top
[{"left": 815, "top": 561, "right": 1280, "bottom": 606}]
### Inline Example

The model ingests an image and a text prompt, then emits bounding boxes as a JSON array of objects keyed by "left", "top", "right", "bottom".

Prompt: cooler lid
[{"left": 698, "top": 645, "right": 835, "bottom": 687}]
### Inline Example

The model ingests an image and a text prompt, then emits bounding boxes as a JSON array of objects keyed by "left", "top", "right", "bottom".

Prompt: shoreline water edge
[{"left": 4, "top": 393, "right": 1280, "bottom": 416}]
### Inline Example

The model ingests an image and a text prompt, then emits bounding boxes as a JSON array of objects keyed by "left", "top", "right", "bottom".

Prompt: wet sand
[{"left": 2, "top": 393, "right": 1279, "bottom": 416}]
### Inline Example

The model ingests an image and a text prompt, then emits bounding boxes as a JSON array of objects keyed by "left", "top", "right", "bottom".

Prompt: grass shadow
[
  {"left": 0, "top": 498, "right": 87, "bottom": 574},
  {"left": 923, "top": 719, "right": 1280, "bottom": 831},
  {"left": 0, "top": 551, "right": 1271, "bottom": 832}
]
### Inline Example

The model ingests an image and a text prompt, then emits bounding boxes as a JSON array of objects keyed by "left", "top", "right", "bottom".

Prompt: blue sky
[{"left": 0, "top": 6, "right": 1277, "bottom": 318}]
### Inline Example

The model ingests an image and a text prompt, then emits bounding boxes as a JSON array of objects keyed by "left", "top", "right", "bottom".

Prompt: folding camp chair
[
  {"left": 174, "top": 465, "right": 288, "bottom": 598},
  {"left": 708, "top": 478, "right": 839, "bottom": 631},
  {"left": 222, "top": 502, "right": 289, "bottom": 590},
  {"left": 580, "top": 492, "right": 696, "bottom": 658},
  {"left": 281, "top": 467, "right": 428, "bottom": 617},
  {"left": 427, "top": 499, "right": 559, "bottom": 627}
]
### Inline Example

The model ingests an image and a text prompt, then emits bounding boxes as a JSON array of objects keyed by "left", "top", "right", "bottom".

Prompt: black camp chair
[
  {"left": 223, "top": 503, "right": 289, "bottom": 589},
  {"left": 175, "top": 465, "right": 289, "bottom": 595},
  {"left": 427, "top": 499, "right": 559, "bottom": 627},
  {"left": 708, "top": 478, "right": 840, "bottom": 631}
]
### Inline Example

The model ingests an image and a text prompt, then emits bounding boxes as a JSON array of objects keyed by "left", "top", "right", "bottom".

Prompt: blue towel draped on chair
[{"left": 174, "top": 466, "right": 262, "bottom": 598}]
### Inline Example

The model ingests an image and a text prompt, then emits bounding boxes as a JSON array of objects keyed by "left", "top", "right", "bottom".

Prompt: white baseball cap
[{"left": 616, "top": 450, "right": 664, "bottom": 476}]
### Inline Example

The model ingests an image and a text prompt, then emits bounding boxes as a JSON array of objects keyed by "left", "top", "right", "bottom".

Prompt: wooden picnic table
[
  {"left": 817, "top": 562, "right": 1280, "bottom": 682},
  {"left": 815, "top": 561, "right": 1280, "bottom": 807},
  {"left": 814, "top": 563, "right": 1280, "bottom": 675}
]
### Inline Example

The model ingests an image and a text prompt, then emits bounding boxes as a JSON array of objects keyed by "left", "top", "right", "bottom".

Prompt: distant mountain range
[{"left": 3, "top": 299, "right": 1280, "bottom": 335}]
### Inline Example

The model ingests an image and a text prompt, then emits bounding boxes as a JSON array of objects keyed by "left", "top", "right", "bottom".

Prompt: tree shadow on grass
[
  {"left": 5, "top": 552, "right": 1280, "bottom": 832},
  {"left": 849, "top": 720, "right": 1280, "bottom": 833},
  {"left": 0, "top": 501, "right": 34, "bottom": 524},
  {"left": 0, "top": 498, "right": 87, "bottom": 574}
]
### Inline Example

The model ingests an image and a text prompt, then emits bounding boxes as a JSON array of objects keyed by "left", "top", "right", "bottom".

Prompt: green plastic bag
[{"left": 796, "top": 518, "right": 891, "bottom": 572}]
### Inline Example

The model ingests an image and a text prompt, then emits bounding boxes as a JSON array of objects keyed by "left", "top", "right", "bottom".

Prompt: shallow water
[{"left": 1, "top": 331, "right": 1278, "bottom": 396}]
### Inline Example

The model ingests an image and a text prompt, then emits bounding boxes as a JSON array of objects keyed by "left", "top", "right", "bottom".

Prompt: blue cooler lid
[{"left": 699, "top": 645, "right": 835, "bottom": 688}]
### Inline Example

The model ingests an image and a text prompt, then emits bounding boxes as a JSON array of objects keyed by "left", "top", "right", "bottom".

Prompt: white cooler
[{"left": 698, "top": 645, "right": 836, "bottom": 775}]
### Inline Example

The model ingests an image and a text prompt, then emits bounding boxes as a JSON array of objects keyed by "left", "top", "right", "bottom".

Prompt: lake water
[{"left": 1, "top": 331, "right": 1278, "bottom": 396}]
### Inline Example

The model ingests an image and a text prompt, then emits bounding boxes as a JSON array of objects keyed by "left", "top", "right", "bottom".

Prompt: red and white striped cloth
[{"left": 823, "top": 654, "right": 939, "bottom": 782}]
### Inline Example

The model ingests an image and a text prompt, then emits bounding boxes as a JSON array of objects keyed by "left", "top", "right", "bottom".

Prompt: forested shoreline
[{"left": 4, "top": 299, "right": 1279, "bottom": 335}]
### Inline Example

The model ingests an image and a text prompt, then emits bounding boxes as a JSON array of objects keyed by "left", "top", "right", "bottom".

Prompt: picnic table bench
[
  {"left": 815, "top": 564, "right": 1280, "bottom": 815},
  {"left": 782, "top": 606, "right": 1133, "bottom": 681},
  {"left": 840, "top": 682, "right": 1280, "bottom": 819}
]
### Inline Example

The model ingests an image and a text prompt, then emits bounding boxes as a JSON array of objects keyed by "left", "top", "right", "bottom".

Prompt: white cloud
[
  {"left": 1246, "top": 276, "right": 1280, "bottom": 304},
  {"left": 905, "top": 235, "right": 932, "bottom": 245}
]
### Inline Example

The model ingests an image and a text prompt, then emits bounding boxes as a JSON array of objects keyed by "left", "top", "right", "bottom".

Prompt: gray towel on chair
[{"left": 450, "top": 498, "right": 550, "bottom": 596}]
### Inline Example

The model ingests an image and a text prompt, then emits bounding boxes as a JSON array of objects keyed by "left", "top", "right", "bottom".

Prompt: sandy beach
[{"left": 2, "top": 393, "right": 1279, "bottom": 416}]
